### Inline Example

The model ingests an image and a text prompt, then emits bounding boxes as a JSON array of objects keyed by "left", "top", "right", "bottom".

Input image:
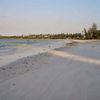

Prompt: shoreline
[
  {"left": 0, "top": 46, "right": 49, "bottom": 67},
  {"left": 67, "top": 39, "right": 100, "bottom": 43},
  {"left": 0, "top": 39, "right": 99, "bottom": 68},
  {"left": 0, "top": 39, "right": 72, "bottom": 68},
  {"left": 0, "top": 40, "right": 100, "bottom": 100}
]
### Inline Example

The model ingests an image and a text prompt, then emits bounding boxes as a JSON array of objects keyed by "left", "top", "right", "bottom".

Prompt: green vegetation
[
  {"left": 0, "top": 33, "right": 84, "bottom": 39},
  {"left": 0, "top": 23, "right": 100, "bottom": 40},
  {"left": 84, "top": 23, "right": 100, "bottom": 39}
]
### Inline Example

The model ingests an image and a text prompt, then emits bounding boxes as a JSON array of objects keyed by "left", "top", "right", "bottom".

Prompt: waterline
[{"left": 49, "top": 50, "right": 100, "bottom": 65}]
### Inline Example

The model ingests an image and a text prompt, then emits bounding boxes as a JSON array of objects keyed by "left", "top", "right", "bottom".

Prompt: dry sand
[
  {"left": 0, "top": 40, "right": 100, "bottom": 100},
  {"left": 68, "top": 39, "right": 99, "bottom": 43}
]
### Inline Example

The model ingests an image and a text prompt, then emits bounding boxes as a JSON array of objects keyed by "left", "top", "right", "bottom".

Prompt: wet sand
[
  {"left": 0, "top": 45, "right": 50, "bottom": 67},
  {"left": 0, "top": 40, "right": 100, "bottom": 100},
  {"left": 0, "top": 39, "right": 69, "bottom": 67}
]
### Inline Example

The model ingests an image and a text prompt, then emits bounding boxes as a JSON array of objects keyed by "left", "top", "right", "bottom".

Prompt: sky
[{"left": 0, "top": 0, "right": 100, "bottom": 35}]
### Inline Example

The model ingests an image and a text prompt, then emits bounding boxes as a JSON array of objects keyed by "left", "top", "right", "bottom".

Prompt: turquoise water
[
  {"left": 0, "top": 39, "right": 66, "bottom": 53},
  {"left": 0, "top": 39, "right": 65, "bottom": 46}
]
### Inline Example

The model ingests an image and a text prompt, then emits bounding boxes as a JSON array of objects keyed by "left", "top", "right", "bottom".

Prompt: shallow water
[
  {"left": 60, "top": 41, "right": 100, "bottom": 59},
  {"left": 0, "top": 39, "right": 66, "bottom": 54},
  {"left": 0, "top": 39, "right": 67, "bottom": 67}
]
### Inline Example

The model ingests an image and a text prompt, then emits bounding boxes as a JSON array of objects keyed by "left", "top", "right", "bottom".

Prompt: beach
[
  {"left": 0, "top": 39, "right": 68, "bottom": 67},
  {"left": 0, "top": 40, "right": 100, "bottom": 100}
]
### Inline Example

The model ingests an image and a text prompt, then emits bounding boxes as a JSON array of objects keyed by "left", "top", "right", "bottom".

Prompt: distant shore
[{"left": 67, "top": 39, "right": 100, "bottom": 43}]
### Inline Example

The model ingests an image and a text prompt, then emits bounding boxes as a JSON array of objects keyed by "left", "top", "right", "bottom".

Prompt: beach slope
[{"left": 0, "top": 41, "right": 100, "bottom": 100}]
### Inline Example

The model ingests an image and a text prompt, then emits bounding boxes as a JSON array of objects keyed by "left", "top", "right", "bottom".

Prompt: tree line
[
  {"left": 0, "top": 23, "right": 100, "bottom": 39},
  {"left": 0, "top": 33, "right": 84, "bottom": 39},
  {"left": 84, "top": 23, "right": 100, "bottom": 39}
]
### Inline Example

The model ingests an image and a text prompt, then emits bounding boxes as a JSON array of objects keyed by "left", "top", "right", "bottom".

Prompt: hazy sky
[{"left": 0, "top": 0, "right": 100, "bottom": 35}]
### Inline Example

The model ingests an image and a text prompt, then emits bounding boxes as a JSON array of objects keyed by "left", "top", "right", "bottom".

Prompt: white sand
[
  {"left": 69, "top": 39, "right": 100, "bottom": 43},
  {"left": 0, "top": 45, "right": 50, "bottom": 67},
  {"left": 0, "top": 39, "right": 71, "bottom": 67},
  {"left": 0, "top": 40, "right": 100, "bottom": 100},
  {"left": 49, "top": 50, "right": 100, "bottom": 65}
]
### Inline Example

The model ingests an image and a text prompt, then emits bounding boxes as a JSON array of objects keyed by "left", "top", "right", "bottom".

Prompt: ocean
[{"left": 0, "top": 39, "right": 67, "bottom": 53}]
